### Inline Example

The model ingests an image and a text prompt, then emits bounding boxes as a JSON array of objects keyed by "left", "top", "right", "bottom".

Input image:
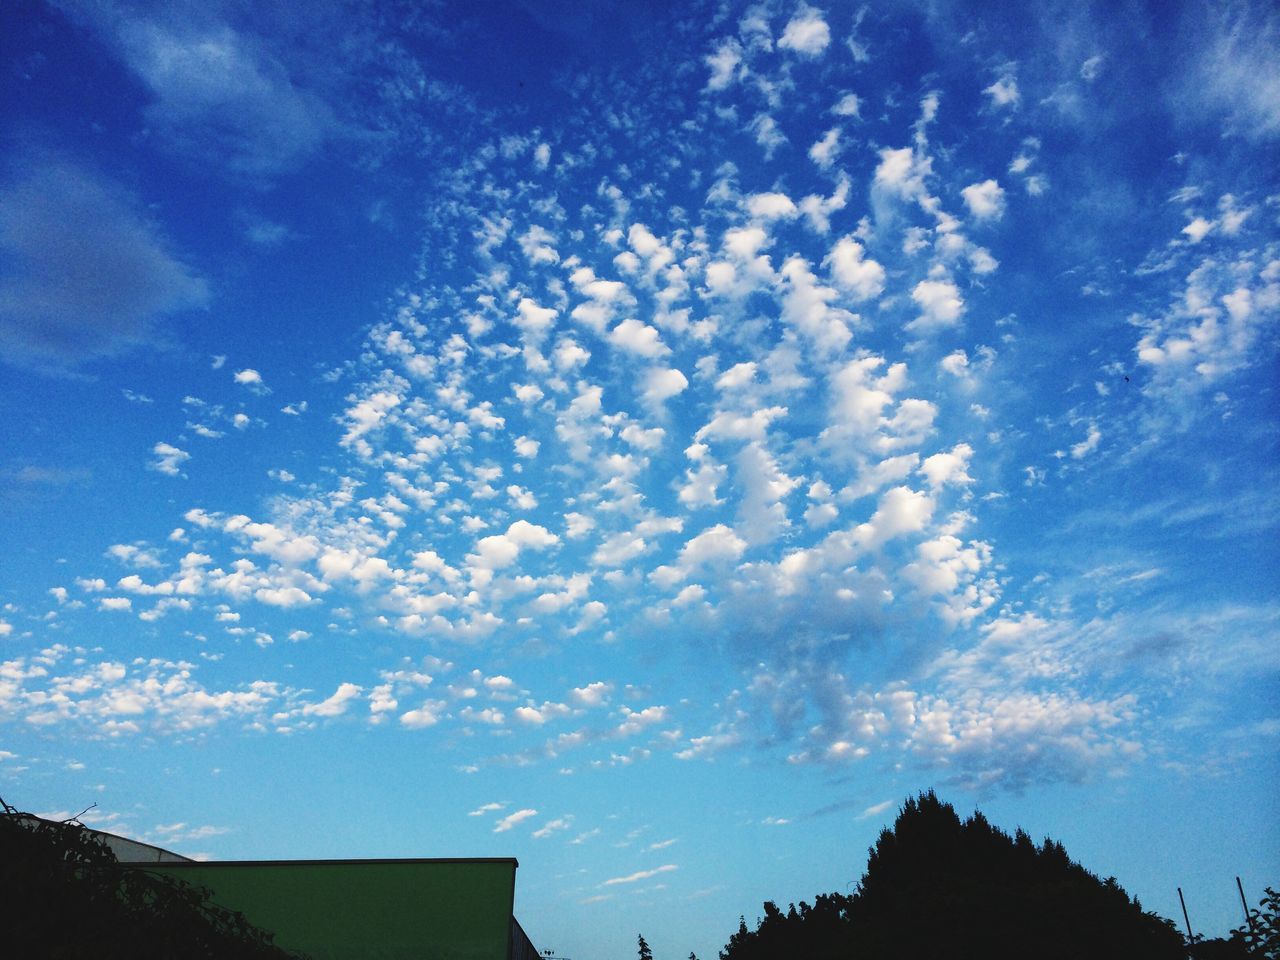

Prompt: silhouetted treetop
[{"left": 720, "top": 790, "right": 1187, "bottom": 960}]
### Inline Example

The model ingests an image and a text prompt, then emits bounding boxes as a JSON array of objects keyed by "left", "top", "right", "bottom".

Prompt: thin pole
[
  {"left": 1237, "top": 877, "right": 1256, "bottom": 934},
  {"left": 1178, "top": 887, "right": 1195, "bottom": 942}
]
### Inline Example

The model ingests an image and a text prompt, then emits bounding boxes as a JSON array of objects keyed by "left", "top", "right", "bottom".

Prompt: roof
[{"left": 126, "top": 856, "right": 520, "bottom": 868}]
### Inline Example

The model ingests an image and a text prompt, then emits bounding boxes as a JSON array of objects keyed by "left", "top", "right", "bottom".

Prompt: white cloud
[
  {"left": 592, "top": 532, "right": 649, "bottom": 569},
  {"left": 832, "top": 93, "right": 860, "bottom": 117},
  {"left": 564, "top": 512, "right": 595, "bottom": 539},
  {"left": 340, "top": 390, "right": 401, "bottom": 453},
  {"left": 940, "top": 350, "right": 970, "bottom": 377},
  {"left": 716, "top": 362, "right": 758, "bottom": 391},
  {"left": 778, "top": 7, "right": 831, "bottom": 56},
  {"left": 602, "top": 864, "right": 678, "bottom": 886},
  {"left": 909, "top": 279, "right": 965, "bottom": 333},
  {"left": 569, "top": 682, "right": 612, "bottom": 707},
  {"left": 705, "top": 39, "right": 743, "bottom": 91},
  {"left": 620, "top": 424, "right": 665, "bottom": 451},
  {"left": 532, "top": 816, "right": 573, "bottom": 839},
  {"left": 553, "top": 338, "right": 591, "bottom": 371},
  {"left": 1182, "top": 217, "right": 1213, "bottom": 243},
  {"left": 148, "top": 442, "right": 190, "bottom": 477},
  {"left": 518, "top": 225, "right": 559, "bottom": 265},
  {"left": 679, "top": 524, "right": 747, "bottom": 567},
  {"left": 151, "top": 823, "right": 230, "bottom": 844},
  {"left": 872, "top": 146, "right": 930, "bottom": 203},
  {"left": 826, "top": 237, "right": 885, "bottom": 301},
  {"left": 672, "top": 584, "right": 707, "bottom": 607},
  {"left": 1070, "top": 423, "right": 1101, "bottom": 459},
  {"left": 610, "top": 318, "right": 669, "bottom": 357},
  {"left": 467, "top": 520, "right": 560, "bottom": 580},
  {"left": 918, "top": 444, "right": 975, "bottom": 489},
  {"left": 808, "top": 128, "right": 841, "bottom": 170},
  {"left": 825, "top": 356, "right": 912, "bottom": 445},
  {"left": 400, "top": 700, "right": 446, "bottom": 728},
  {"left": 493, "top": 808, "right": 538, "bottom": 833},
  {"left": 984, "top": 74, "right": 1020, "bottom": 108},
  {"left": 750, "top": 113, "right": 787, "bottom": 159},
  {"left": 256, "top": 585, "right": 314, "bottom": 607},
  {"left": 515, "top": 297, "right": 558, "bottom": 341},
  {"left": 746, "top": 192, "right": 799, "bottom": 221},
  {"left": 960, "top": 180, "right": 1006, "bottom": 221},
  {"left": 303, "top": 682, "right": 362, "bottom": 717},
  {"left": 643, "top": 367, "right": 689, "bottom": 406},
  {"left": 857, "top": 800, "right": 895, "bottom": 820},
  {"left": 854, "top": 486, "right": 934, "bottom": 550},
  {"left": 1, "top": 647, "right": 285, "bottom": 735},
  {"left": 780, "top": 255, "right": 855, "bottom": 354},
  {"left": 799, "top": 175, "right": 851, "bottom": 233},
  {"left": 513, "top": 383, "right": 544, "bottom": 405},
  {"left": 1134, "top": 257, "right": 1276, "bottom": 406}
]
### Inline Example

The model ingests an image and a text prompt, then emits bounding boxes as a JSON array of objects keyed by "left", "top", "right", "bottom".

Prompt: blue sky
[{"left": 1, "top": 0, "right": 1277, "bottom": 954}]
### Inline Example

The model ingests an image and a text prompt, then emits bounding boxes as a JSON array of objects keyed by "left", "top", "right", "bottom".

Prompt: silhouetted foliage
[
  {"left": 0, "top": 797, "right": 303, "bottom": 959},
  {"left": 1224, "top": 886, "right": 1280, "bottom": 959},
  {"left": 716, "top": 893, "right": 856, "bottom": 960},
  {"left": 1189, "top": 937, "right": 1253, "bottom": 960},
  {"left": 719, "top": 790, "right": 1187, "bottom": 960},
  {"left": 638, "top": 932, "right": 654, "bottom": 960}
]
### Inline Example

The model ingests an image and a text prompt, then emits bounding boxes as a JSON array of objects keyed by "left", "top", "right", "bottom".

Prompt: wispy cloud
[{"left": 601, "top": 864, "right": 678, "bottom": 886}]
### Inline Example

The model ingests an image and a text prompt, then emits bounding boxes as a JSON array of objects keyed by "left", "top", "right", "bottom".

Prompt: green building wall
[{"left": 135, "top": 857, "right": 522, "bottom": 960}]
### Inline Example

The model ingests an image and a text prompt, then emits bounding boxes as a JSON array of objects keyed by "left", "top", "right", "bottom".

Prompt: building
[
  {"left": 132, "top": 856, "right": 539, "bottom": 960},
  {"left": 20, "top": 816, "right": 193, "bottom": 864},
  {"left": 23, "top": 815, "right": 539, "bottom": 960}
]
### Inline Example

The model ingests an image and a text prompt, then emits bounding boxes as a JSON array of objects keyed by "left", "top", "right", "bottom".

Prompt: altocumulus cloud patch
[{"left": 1, "top": 1, "right": 1278, "bottom": 954}]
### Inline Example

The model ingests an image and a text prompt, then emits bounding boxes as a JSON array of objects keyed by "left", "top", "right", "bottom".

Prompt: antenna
[
  {"left": 1177, "top": 887, "right": 1194, "bottom": 942},
  {"left": 1237, "top": 877, "right": 1256, "bottom": 935}
]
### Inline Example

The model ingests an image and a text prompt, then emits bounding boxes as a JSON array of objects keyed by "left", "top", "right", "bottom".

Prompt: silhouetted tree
[
  {"left": 1, "top": 798, "right": 302, "bottom": 959},
  {"left": 718, "top": 790, "right": 1187, "bottom": 960},
  {"left": 849, "top": 791, "right": 1184, "bottom": 959},
  {"left": 638, "top": 932, "right": 653, "bottom": 960}
]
